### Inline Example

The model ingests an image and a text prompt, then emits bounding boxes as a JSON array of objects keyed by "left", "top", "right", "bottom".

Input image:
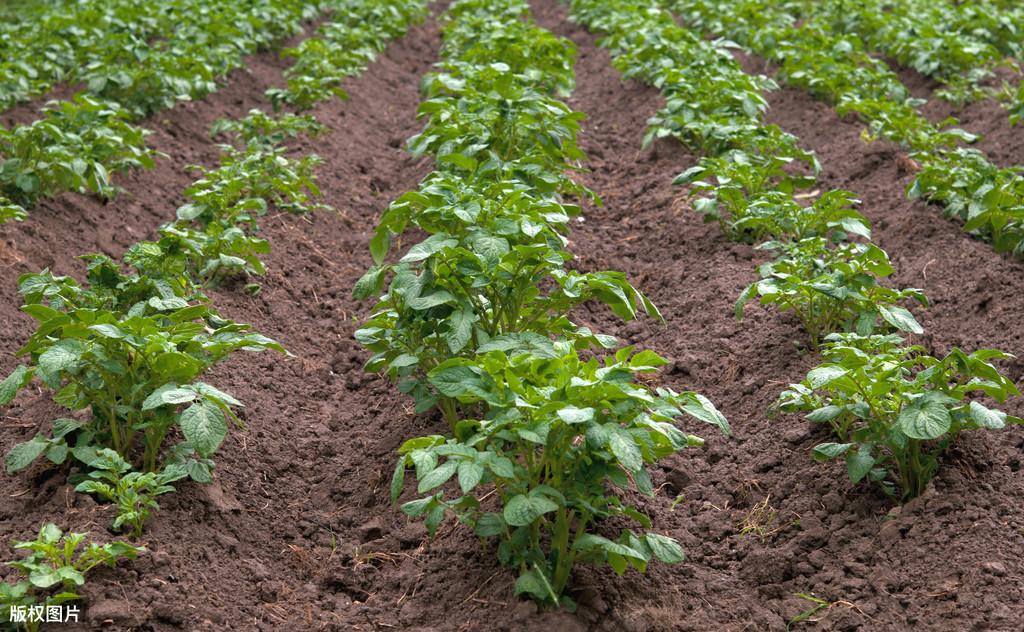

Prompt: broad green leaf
[
  {"left": 38, "top": 339, "right": 84, "bottom": 386},
  {"left": 400, "top": 234, "right": 458, "bottom": 263},
  {"left": 474, "top": 512, "right": 505, "bottom": 537},
  {"left": 807, "top": 366, "right": 847, "bottom": 389},
  {"left": 0, "top": 365, "right": 33, "bottom": 404},
  {"left": 557, "top": 406, "right": 594, "bottom": 425},
  {"left": 645, "top": 533, "right": 684, "bottom": 564},
  {"left": 514, "top": 569, "right": 551, "bottom": 601},
  {"left": 457, "top": 460, "right": 484, "bottom": 493},
  {"left": 142, "top": 385, "right": 196, "bottom": 410},
  {"left": 609, "top": 430, "right": 642, "bottom": 472},
  {"left": 811, "top": 442, "right": 852, "bottom": 460},
  {"left": 969, "top": 401, "right": 1005, "bottom": 429},
  {"left": 898, "top": 397, "right": 951, "bottom": 440},
  {"left": 847, "top": 448, "right": 875, "bottom": 483},
  {"left": 417, "top": 460, "right": 457, "bottom": 493},
  {"left": 877, "top": 304, "right": 923, "bottom": 334},
  {"left": 179, "top": 401, "right": 227, "bottom": 456},
  {"left": 5, "top": 437, "right": 47, "bottom": 473},
  {"left": 504, "top": 494, "right": 558, "bottom": 527},
  {"left": 89, "top": 324, "right": 126, "bottom": 339},
  {"left": 28, "top": 567, "right": 61, "bottom": 589},
  {"left": 446, "top": 306, "right": 474, "bottom": 354},
  {"left": 353, "top": 266, "right": 387, "bottom": 300}
]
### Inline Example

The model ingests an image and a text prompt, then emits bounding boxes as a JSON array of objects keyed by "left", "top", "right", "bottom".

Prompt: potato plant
[
  {"left": 355, "top": 172, "right": 658, "bottom": 427},
  {"left": 353, "top": 0, "right": 729, "bottom": 608},
  {"left": 0, "top": 524, "right": 143, "bottom": 632},
  {"left": 128, "top": 110, "right": 328, "bottom": 286},
  {"left": 74, "top": 449, "right": 186, "bottom": 537},
  {"left": 779, "top": 334, "right": 1022, "bottom": 501},
  {"left": 0, "top": 256, "right": 284, "bottom": 481},
  {"left": 393, "top": 343, "right": 728, "bottom": 609},
  {"left": 0, "top": 95, "right": 154, "bottom": 208},
  {"left": 811, "top": 0, "right": 1010, "bottom": 105},
  {"left": 736, "top": 239, "right": 927, "bottom": 346},
  {"left": 678, "top": 154, "right": 875, "bottom": 244}
]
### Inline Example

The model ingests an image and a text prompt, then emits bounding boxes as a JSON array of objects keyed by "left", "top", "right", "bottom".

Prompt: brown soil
[
  {"left": 889, "top": 63, "right": 1024, "bottom": 170},
  {"left": 1, "top": 1, "right": 1023, "bottom": 631}
]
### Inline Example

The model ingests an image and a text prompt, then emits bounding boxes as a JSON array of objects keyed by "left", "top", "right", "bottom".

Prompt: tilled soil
[
  {"left": 1, "top": 1, "right": 1023, "bottom": 631},
  {"left": 890, "top": 63, "right": 1024, "bottom": 170}
]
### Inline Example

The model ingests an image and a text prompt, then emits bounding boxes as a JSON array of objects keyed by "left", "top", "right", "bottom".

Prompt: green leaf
[
  {"left": 514, "top": 568, "right": 551, "bottom": 601},
  {"left": 5, "top": 437, "right": 47, "bottom": 473},
  {"left": 407, "top": 290, "right": 456, "bottom": 310},
  {"left": 38, "top": 339, "right": 84, "bottom": 385},
  {"left": 504, "top": 494, "right": 558, "bottom": 527},
  {"left": 898, "top": 396, "right": 952, "bottom": 440},
  {"left": 28, "top": 567, "right": 61, "bottom": 589},
  {"left": 682, "top": 393, "right": 730, "bottom": 435},
  {"left": 807, "top": 366, "right": 847, "bottom": 388},
  {"left": 179, "top": 401, "right": 227, "bottom": 456},
  {"left": 446, "top": 306, "right": 475, "bottom": 354},
  {"left": 390, "top": 459, "right": 406, "bottom": 502},
  {"left": 847, "top": 448, "right": 875, "bottom": 483},
  {"left": 969, "top": 401, "right": 1006, "bottom": 429},
  {"left": 811, "top": 442, "right": 853, "bottom": 460},
  {"left": 474, "top": 512, "right": 505, "bottom": 537},
  {"left": 429, "top": 365, "right": 486, "bottom": 399},
  {"left": 457, "top": 460, "right": 484, "bottom": 493},
  {"left": 557, "top": 406, "right": 594, "bottom": 425},
  {"left": 806, "top": 405, "right": 842, "bottom": 423},
  {"left": 877, "top": 304, "right": 923, "bottom": 334},
  {"left": 142, "top": 385, "right": 196, "bottom": 410},
  {"left": 609, "top": 430, "right": 643, "bottom": 472},
  {"left": 401, "top": 234, "right": 458, "bottom": 263},
  {"left": 645, "top": 533, "right": 684, "bottom": 564},
  {"left": 369, "top": 231, "right": 390, "bottom": 265},
  {"left": 401, "top": 497, "right": 433, "bottom": 517},
  {"left": 89, "top": 323, "right": 126, "bottom": 339},
  {"left": 417, "top": 460, "right": 457, "bottom": 493},
  {"left": 0, "top": 365, "right": 33, "bottom": 404},
  {"left": 353, "top": 266, "right": 387, "bottom": 300}
]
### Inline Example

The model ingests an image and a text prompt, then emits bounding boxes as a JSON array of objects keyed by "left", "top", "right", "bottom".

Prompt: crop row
[
  {"left": 0, "top": 0, "right": 317, "bottom": 115},
  {"left": 352, "top": 0, "right": 729, "bottom": 609},
  {"left": 665, "top": 0, "right": 1024, "bottom": 258},
  {"left": 804, "top": 0, "right": 1023, "bottom": 106},
  {"left": 0, "top": 0, "right": 428, "bottom": 225},
  {"left": 569, "top": 0, "right": 1021, "bottom": 505},
  {"left": 0, "top": 3, "right": 429, "bottom": 627}
]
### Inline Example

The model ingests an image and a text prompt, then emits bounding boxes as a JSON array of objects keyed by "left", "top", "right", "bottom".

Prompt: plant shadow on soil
[{"left": 0, "top": 0, "right": 1023, "bottom": 630}]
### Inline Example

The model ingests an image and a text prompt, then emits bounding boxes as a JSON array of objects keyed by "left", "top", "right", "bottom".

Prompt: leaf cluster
[
  {"left": 0, "top": 95, "right": 154, "bottom": 208},
  {"left": 1, "top": 254, "right": 284, "bottom": 482},
  {"left": 664, "top": 0, "right": 1024, "bottom": 256},
  {"left": 778, "top": 333, "right": 1022, "bottom": 501},
  {"left": 0, "top": 523, "right": 142, "bottom": 632},
  {"left": 74, "top": 449, "right": 186, "bottom": 537},
  {"left": 736, "top": 239, "right": 927, "bottom": 347}
]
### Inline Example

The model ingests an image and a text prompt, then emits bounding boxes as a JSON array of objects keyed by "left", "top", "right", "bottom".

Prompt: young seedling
[
  {"left": 736, "top": 239, "right": 927, "bottom": 347},
  {"left": 778, "top": 333, "right": 1022, "bottom": 501},
  {"left": 0, "top": 523, "right": 142, "bottom": 632},
  {"left": 74, "top": 449, "right": 186, "bottom": 537}
]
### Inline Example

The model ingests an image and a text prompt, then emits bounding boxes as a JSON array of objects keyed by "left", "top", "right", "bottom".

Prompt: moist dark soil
[{"left": 1, "top": 1, "right": 1023, "bottom": 631}]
